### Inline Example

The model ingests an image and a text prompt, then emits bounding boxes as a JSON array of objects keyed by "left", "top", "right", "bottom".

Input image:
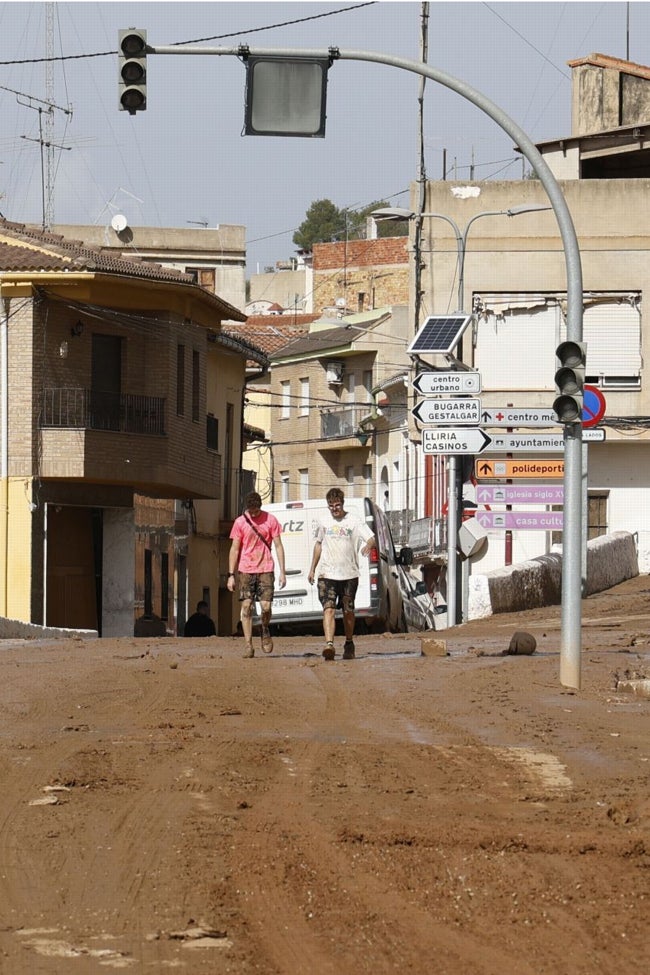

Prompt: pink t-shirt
[{"left": 230, "top": 511, "right": 282, "bottom": 573}]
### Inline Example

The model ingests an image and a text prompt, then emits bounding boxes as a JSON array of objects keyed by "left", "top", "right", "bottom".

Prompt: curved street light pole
[{"left": 151, "top": 41, "right": 585, "bottom": 688}]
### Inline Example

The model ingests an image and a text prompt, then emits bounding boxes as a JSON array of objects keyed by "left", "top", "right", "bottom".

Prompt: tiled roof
[
  {"left": 225, "top": 315, "right": 316, "bottom": 357},
  {"left": 0, "top": 218, "right": 245, "bottom": 321},
  {"left": 269, "top": 324, "right": 356, "bottom": 360},
  {"left": 0, "top": 218, "right": 193, "bottom": 281}
]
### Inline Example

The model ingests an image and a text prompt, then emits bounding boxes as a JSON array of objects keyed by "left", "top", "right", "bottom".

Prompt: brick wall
[{"left": 311, "top": 238, "right": 409, "bottom": 315}]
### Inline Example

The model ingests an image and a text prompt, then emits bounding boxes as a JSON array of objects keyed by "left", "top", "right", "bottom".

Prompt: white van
[{"left": 262, "top": 497, "right": 413, "bottom": 633}]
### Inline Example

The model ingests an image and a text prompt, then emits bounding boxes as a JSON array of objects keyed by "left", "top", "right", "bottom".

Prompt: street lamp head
[
  {"left": 370, "top": 207, "right": 414, "bottom": 222},
  {"left": 506, "top": 204, "right": 552, "bottom": 216}
]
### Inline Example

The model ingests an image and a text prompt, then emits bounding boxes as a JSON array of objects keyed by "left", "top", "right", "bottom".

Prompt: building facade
[
  {"left": 0, "top": 219, "right": 260, "bottom": 636},
  {"left": 410, "top": 52, "right": 650, "bottom": 582}
]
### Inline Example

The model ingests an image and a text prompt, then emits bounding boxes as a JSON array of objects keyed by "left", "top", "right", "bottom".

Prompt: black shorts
[{"left": 317, "top": 577, "right": 359, "bottom": 611}]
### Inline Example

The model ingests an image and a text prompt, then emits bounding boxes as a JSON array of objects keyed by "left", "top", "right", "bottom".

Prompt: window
[
  {"left": 224, "top": 404, "right": 234, "bottom": 518},
  {"left": 560, "top": 300, "right": 642, "bottom": 388},
  {"left": 144, "top": 549, "right": 152, "bottom": 617},
  {"left": 281, "top": 381, "right": 291, "bottom": 419},
  {"left": 192, "top": 350, "right": 200, "bottom": 421},
  {"left": 206, "top": 414, "right": 218, "bottom": 450},
  {"left": 475, "top": 301, "right": 556, "bottom": 389},
  {"left": 363, "top": 464, "right": 372, "bottom": 497},
  {"left": 588, "top": 492, "right": 609, "bottom": 540},
  {"left": 552, "top": 491, "right": 607, "bottom": 547},
  {"left": 363, "top": 370, "right": 373, "bottom": 404},
  {"left": 476, "top": 294, "right": 642, "bottom": 391},
  {"left": 346, "top": 465, "right": 355, "bottom": 497},
  {"left": 299, "top": 377, "right": 309, "bottom": 416},
  {"left": 280, "top": 471, "right": 290, "bottom": 502},
  {"left": 358, "top": 292, "right": 366, "bottom": 312},
  {"left": 299, "top": 468, "right": 309, "bottom": 500},
  {"left": 160, "top": 552, "right": 169, "bottom": 621},
  {"left": 176, "top": 344, "right": 185, "bottom": 416},
  {"left": 346, "top": 372, "right": 355, "bottom": 401}
]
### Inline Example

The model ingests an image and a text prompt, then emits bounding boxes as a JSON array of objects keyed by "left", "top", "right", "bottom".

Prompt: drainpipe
[{"left": 1, "top": 296, "right": 9, "bottom": 615}]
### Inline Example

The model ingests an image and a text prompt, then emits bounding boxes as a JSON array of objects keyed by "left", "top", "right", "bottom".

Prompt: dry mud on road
[{"left": 0, "top": 574, "right": 648, "bottom": 974}]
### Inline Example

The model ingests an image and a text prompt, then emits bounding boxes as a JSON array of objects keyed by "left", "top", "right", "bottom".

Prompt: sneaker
[
  {"left": 261, "top": 625, "right": 273, "bottom": 654},
  {"left": 342, "top": 640, "right": 355, "bottom": 660},
  {"left": 242, "top": 643, "right": 255, "bottom": 659},
  {"left": 322, "top": 642, "right": 335, "bottom": 661}
]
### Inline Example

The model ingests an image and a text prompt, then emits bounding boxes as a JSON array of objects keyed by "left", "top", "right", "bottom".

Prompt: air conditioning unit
[{"left": 326, "top": 361, "right": 344, "bottom": 384}]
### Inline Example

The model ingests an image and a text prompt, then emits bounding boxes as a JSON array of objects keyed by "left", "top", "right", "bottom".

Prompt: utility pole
[{"left": 45, "top": 2, "right": 55, "bottom": 228}]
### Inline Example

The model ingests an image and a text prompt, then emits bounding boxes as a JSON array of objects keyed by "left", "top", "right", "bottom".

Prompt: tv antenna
[{"left": 187, "top": 218, "right": 209, "bottom": 228}]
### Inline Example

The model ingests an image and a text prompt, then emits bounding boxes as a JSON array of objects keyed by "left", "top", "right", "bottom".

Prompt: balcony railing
[
  {"left": 320, "top": 405, "right": 367, "bottom": 441},
  {"left": 41, "top": 388, "right": 166, "bottom": 436}
]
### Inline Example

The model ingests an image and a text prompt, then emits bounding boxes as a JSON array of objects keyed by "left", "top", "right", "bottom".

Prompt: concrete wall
[
  {"left": 468, "top": 531, "right": 639, "bottom": 619},
  {"left": 0, "top": 618, "right": 97, "bottom": 639},
  {"left": 102, "top": 508, "right": 135, "bottom": 637}
]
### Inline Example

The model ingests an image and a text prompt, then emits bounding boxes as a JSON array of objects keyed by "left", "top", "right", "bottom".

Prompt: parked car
[
  {"left": 397, "top": 566, "right": 438, "bottom": 631},
  {"left": 261, "top": 497, "right": 418, "bottom": 633}
]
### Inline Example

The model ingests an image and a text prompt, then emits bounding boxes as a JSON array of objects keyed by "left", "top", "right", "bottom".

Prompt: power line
[{"left": 0, "top": 2, "right": 378, "bottom": 66}]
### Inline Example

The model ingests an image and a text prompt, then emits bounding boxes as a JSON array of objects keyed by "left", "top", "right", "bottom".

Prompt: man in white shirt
[{"left": 308, "top": 487, "right": 376, "bottom": 661}]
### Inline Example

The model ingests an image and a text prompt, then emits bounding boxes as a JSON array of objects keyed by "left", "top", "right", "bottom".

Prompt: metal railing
[
  {"left": 320, "top": 405, "right": 367, "bottom": 440},
  {"left": 41, "top": 388, "right": 166, "bottom": 436}
]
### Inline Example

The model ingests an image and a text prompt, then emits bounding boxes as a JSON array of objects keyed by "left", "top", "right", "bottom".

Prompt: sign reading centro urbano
[{"left": 412, "top": 371, "right": 481, "bottom": 395}]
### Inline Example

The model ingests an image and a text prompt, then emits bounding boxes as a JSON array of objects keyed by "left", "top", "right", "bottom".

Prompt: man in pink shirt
[{"left": 227, "top": 492, "right": 286, "bottom": 658}]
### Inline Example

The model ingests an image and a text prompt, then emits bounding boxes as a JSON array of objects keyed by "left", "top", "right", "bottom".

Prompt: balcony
[
  {"left": 41, "top": 388, "right": 165, "bottom": 436},
  {"left": 320, "top": 406, "right": 371, "bottom": 450}
]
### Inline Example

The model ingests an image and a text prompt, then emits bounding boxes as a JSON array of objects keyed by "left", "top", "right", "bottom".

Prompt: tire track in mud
[{"left": 223, "top": 663, "right": 548, "bottom": 975}]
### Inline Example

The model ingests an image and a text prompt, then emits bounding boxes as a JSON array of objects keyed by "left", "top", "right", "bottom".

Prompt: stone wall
[{"left": 468, "top": 531, "right": 639, "bottom": 619}]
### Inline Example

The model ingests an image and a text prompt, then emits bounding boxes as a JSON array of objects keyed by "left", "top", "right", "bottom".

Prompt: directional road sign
[
  {"left": 479, "top": 407, "right": 558, "bottom": 428},
  {"left": 422, "top": 428, "right": 492, "bottom": 454},
  {"left": 475, "top": 459, "right": 565, "bottom": 479},
  {"left": 475, "top": 510, "right": 564, "bottom": 531},
  {"left": 412, "top": 398, "right": 481, "bottom": 425},
  {"left": 487, "top": 430, "right": 605, "bottom": 452},
  {"left": 476, "top": 484, "right": 564, "bottom": 504},
  {"left": 412, "top": 371, "right": 482, "bottom": 395}
]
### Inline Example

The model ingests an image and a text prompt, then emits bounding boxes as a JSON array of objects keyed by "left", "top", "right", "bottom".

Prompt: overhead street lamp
[{"left": 373, "top": 204, "right": 552, "bottom": 627}]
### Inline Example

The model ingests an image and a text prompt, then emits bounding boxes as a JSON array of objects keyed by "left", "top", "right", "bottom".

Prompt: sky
[{"left": 0, "top": 1, "right": 644, "bottom": 275}]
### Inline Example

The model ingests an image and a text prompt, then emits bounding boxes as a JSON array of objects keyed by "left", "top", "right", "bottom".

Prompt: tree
[{"left": 293, "top": 199, "right": 408, "bottom": 252}]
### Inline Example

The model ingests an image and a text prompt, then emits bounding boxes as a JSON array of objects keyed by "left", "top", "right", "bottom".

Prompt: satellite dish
[{"left": 111, "top": 214, "right": 128, "bottom": 233}]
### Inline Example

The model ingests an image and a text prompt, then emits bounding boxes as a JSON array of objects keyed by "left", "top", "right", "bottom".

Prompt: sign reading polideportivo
[{"left": 475, "top": 458, "right": 565, "bottom": 479}]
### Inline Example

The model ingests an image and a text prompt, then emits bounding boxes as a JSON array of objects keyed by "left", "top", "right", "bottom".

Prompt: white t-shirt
[{"left": 313, "top": 510, "right": 374, "bottom": 581}]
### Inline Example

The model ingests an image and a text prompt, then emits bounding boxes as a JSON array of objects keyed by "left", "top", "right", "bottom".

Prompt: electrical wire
[{"left": 0, "top": 3, "right": 378, "bottom": 65}]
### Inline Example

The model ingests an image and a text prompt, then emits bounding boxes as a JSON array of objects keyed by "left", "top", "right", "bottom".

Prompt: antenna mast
[{"left": 44, "top": 2, "right": 55, "bottom": 228}]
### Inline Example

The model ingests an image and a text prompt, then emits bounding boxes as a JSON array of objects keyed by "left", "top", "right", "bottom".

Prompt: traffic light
[
  {"left": 553, "top": 340, "right": 586, "bottom": 424},
  {"left": 119, "top": 29, "right": 147, "bottom": 114}
]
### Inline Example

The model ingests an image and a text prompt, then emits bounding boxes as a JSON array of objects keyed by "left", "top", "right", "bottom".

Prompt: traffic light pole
[{"left": 139, "top": 40, "right": 585, "bottom": 688}]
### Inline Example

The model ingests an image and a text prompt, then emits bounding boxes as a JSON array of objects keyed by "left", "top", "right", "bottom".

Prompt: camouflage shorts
[
  {"left": 238, "top": 572, "right": 275, "bottom": 604},
  {"left": 317, "top": 577, "right": 359, "bottom": 611}
]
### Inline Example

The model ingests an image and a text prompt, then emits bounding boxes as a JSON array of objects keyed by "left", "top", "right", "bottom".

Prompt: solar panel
[{"left": 407, "top": 314, "right": 473, "bottom": 355}]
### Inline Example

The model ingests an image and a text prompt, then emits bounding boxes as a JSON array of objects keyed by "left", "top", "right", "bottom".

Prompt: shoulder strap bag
[{"left": 243, "top": 512, "right": 272, "bottom": 551}]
